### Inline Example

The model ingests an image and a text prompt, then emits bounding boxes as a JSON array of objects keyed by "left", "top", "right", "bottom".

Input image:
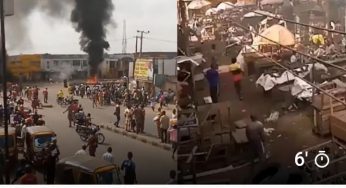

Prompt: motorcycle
[{"left": 76, "top": 123, "right": 105, "bottom": 144}]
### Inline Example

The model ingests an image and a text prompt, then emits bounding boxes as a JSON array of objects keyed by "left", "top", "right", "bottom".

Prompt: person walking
[
  {"left": 121, "top": 152, "right": 137, "bottom": 184},
  {"left": 139, "top": 105, "right": 145, "bottom": 133},
  {"left": 63, "top": 102, "right": 76, "bottom": 127},
  {"left": 102, "top": 147, "right": 114, "bottom": 164},
  {"left": 75, "top": 145, "right": 88, "bottom": 156},
  {"left": 114, "top": 102, "right": 121, "bottom": 127},
  {"left": 205, "top": 63, "right": 219, "bottom": 103},
  {"left": 46, "top": 140, "right": 60, "bottom": 184},
  {"left": 124, "top": 106, "right": 133, "bottom": 132},
  {"left": 160, "top": 111, "right": 170, "bottom": 143},
  {"left": 92, "top": 92, "right": 98, "bottom": 108},
  {"left": 154, "top": 112, "right": 162, "bottom": 139},
  {"left": 168, "top": 122, "right": 178, "bottom": 159},
  {"left": 43, "top": 88, "right": 48, "bottom": 103},
  {"left": 246, "top": 115, "right": 266, "bottom": 162},
  {"left": 229, "top": 58, "right": 243, "bottom": 100},
  {"left": 87, "top": 131, "right": 98, "bottom": 157}
]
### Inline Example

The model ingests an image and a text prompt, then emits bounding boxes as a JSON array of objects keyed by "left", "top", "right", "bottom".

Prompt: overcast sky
[{"left": 5, "top": 0, "right": 177, "bottom": 55}]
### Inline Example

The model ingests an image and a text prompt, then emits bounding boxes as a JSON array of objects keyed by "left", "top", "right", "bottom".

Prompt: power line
[
  {"left": 108, "top": 36, "right": 136, "bottom": 42},
  {"left": 143, "top": 37, "right": 177, "bottom": 43},
  {"left": 230, "top": 20, "right": 346, "bottom": 74},
  {"left": 253, "top": 10, "right": 346, "bottom": 35}
]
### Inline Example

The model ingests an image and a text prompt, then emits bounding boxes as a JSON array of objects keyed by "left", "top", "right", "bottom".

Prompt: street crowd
[{"left": 0, "top": 81, "right": 178, "bottom": 184}]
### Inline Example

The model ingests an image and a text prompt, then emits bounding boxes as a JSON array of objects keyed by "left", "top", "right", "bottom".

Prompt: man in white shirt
[
  {"left": 102, "top": 147, "right": 114, "bottom": 164},
  {"left": 75, "top": 145, "right": 87, "bottom": 156}
]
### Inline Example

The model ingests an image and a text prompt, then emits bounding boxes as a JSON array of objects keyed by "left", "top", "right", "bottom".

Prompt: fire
[{"left": 86, "top": 76, "right": 98, "bottom": 84}]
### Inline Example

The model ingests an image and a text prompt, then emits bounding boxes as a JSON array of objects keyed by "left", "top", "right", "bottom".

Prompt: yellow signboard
[{"left": 134, "top": 58, "right": 153, "bottom": 81}]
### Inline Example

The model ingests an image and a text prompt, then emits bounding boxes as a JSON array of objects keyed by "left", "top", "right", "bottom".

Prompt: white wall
[{"left": 157, "top": 58, "right": 176, "bottom": 76}]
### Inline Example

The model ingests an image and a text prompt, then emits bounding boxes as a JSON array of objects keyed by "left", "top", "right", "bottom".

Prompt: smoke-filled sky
[{"left": 5, "top": 0, "right": 177, "bottom": 55}]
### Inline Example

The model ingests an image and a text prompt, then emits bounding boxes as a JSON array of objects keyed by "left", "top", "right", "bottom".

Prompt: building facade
[
  {"left": 41, "top": 54, "right": 89, "bottom": 80},
  {"left": 100, "top": 54, "right": 134, "bottom": 79},
  {"left": 8, "top": 54, "right": 42, "bottom": 81}
]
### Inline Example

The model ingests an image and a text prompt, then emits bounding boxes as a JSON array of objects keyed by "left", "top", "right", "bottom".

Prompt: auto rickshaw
[
  {"left": 0, "top": 127, "right": 18, "bottom": 164},
  {"left": 23, "top": 126, "right": 57, "bottom": 167},
  {"left": 56, "top": 155, "right": 122, "bottom": 184}
]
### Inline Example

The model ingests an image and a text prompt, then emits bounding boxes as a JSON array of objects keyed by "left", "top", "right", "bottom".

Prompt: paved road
[
  {"left": 24, "top": 83, "right": 175, "bottom": 184},
  {"left": 48, "top": 83, "right": 173, "bottom": 138}
]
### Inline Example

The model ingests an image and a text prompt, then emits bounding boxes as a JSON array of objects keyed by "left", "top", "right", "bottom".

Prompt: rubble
[{"left": 265, "top": 111, "right": 280, "bottom": 122}]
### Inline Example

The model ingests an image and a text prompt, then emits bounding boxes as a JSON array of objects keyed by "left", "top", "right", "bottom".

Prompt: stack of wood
[
  {"left": 311, "top": 84, "right": 346, "bottom": 136},
  {"left": 196, "top": 102, "right": 233, "bottom": 146}
]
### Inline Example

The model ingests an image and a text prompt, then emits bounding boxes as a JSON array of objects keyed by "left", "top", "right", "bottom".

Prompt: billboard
[{"left": 134, "top": 58, "right": 153, "bottom": 81}]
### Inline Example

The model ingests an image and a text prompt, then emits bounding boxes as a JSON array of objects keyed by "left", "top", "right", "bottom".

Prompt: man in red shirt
[
  {"left": 20, "top": 165, "right": 38, "bottom": 184},
  {"left": 229, "top": 58, "right": 243, "bottom": 100}
]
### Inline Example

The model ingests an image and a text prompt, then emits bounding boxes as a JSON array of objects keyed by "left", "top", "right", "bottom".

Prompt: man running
[{"left": 229, "top": 58, "right": 243, "bottom": 100}]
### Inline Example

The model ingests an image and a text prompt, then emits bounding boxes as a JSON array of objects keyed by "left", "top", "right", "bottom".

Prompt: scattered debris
[
  {"left": 287, "top": 103, "right": 298, "bottom": 111},
  {"left": 277, "top": 134, "right": 282, "bottom": 138},
  {"left": 264, "top": 128, "right": 275, "bottom": 136},
  {"left": 265, "top": 111, "right": 280, "bottom": 122}
]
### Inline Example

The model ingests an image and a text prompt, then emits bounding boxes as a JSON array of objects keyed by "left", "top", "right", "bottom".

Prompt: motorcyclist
[
  {"left": 85, "top": 113, "right": 92, "bottom": 126},
  {"left": 75, "top": 109, "right": 86, "bottom": 126},
  {"left": 57, "top": 90, "right": 64, "bottom": 103}
]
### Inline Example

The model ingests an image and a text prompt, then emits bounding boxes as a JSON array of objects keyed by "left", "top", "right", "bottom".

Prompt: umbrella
[
  {"left": 254, "top": 24, "right": 295, "bottom": 46},
  {"left": 187, "top": 0, "right": 211, "bottom": 10},
  {"left": 261, "top": 0, "right": 283, "bottom": 5},
  {"left": 216, "top": 2, "right": 234, "bottom": 11},
  {"left": 205, "top": 8, "right": 217, "bottom": 16}
]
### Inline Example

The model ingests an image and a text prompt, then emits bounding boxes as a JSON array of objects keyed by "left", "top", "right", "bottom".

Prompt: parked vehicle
[
  {"left": 0, "top": 127, "right": 18, "bottom": 164},
  {"left": 23, "top": 126, "right": 57, "bottom": 167},
  {"left": 56, "top": 155, "right": 121, "bottom": 184}
]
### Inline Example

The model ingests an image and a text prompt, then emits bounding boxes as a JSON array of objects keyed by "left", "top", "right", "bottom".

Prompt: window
[
  {"left": 54, "top": 60, "right": 59, "bottom": 66},
  {"left": 109, "top": 61, "right": 115, "bottom": 68},
  {"left": 46, "top": 61, "right": 50, "bottom": 69},
  {"left": 73, "top": 60, "right": 80, "bottom": 66},
  {"left": 30, "top": 61, "right": 40, "bottom": 66},
  {"left": 83, "top": 60, "right": 88, "bottom": 67}
]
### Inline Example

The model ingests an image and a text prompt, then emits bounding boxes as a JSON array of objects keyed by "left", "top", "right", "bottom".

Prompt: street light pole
[{"left": 0, "top": 0, "right": 10, "bottom": 184}]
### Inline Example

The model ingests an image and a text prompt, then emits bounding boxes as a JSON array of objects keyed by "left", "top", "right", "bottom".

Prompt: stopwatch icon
[{"left": 314, "top": 151, "right": 330, "bottom": 168}]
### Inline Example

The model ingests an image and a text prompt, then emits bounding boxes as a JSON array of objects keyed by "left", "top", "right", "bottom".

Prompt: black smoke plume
[{"left": 71, "top": 0, "right": 114, "bottom": 77}]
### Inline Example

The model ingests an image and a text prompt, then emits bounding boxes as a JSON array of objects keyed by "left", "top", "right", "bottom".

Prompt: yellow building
[{"left": 8, "top": 54, "right": 42, "bottom": 81}]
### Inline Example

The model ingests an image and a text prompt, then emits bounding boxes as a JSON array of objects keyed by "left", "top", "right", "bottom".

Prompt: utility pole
[
  {"left": 133, "top": 36, "right": 139, "bottom": 79},
  {"left": 135, "top": 36, "right": 138, "bottom": 58},
  {"left": 0, "top": 0, "right": 9, "bottom": 184},
  {"left": 137, "top": 30, "right": 150, "bottom": 57}
]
